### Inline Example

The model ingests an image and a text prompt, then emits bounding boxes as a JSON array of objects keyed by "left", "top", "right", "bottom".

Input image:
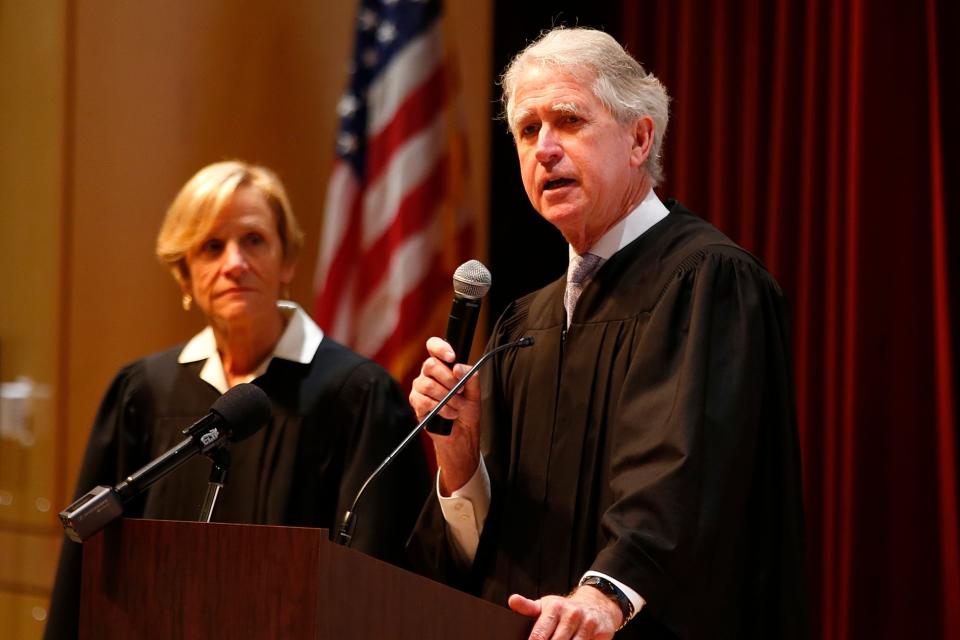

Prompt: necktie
[{"left": 564, "top": 252, "right": 602, "bottom": 327}]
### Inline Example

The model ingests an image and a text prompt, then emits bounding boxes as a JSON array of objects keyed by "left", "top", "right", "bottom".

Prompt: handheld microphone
[
  {"left": 429, "top": 260, "right": 492, "bottom": 435},
  {"left": 58, "top": 383, "right": 271, "bottom": 542},
  {"left": 337, "top": 335, "right": 534, "bottom": 547}
]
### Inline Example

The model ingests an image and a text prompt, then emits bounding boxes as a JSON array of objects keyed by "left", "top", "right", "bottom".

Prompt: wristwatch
[{"left": 579, "top": 575, "right": 635, "bottom": 630}]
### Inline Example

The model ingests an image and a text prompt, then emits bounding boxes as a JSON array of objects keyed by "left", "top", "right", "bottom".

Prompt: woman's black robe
[{"left": 46, "top": 338, "right": 429, "bottom": 639}]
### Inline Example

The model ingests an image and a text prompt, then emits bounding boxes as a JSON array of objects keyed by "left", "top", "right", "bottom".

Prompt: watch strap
[{"left": 579, "top": 575, "right": 635, "bottom": 630}]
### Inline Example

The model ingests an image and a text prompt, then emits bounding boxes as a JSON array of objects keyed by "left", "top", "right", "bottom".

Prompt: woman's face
[{"left": 182, "top": 186, "right": 294, "bottom": 327}]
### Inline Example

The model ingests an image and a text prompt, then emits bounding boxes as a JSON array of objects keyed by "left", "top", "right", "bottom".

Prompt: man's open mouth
[{"left": 544, "top": 178, "right": 575, "bottom": 191}]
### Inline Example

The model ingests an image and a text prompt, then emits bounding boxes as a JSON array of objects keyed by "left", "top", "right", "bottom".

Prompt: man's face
[{"left": 511, "top": 66, "right": 647, "bottom": 251}]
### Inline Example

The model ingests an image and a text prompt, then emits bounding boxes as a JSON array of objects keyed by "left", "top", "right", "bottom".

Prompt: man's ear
[{"left": 629, "top": 115, "right": 655, "bottom": 168}]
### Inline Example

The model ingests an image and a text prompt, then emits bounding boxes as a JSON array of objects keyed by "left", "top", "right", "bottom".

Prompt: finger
[
  {"left": 507, "top": 593, "right": 541, "bottom": 618},
  {"left": 544, "top": 600, "right": 582, "bottom": 640},
  {"left": 410, "top": 367, "right": 459, "bottom": 416},
  {"left": 413, "top": 367, "right": 475, "bottom": 409},
  {"left": 411, "top": 372, "right": 460, "bottom": 405},
  {"left": 410, "top": 396, "right": 460, "bottom": 422},
  {"left": 527, "top": 606, "right": 561, "bottom": 640},
  {"left": 570, "top": 617, "right": 603, "bottom": 640},
  {"left": 425, "top": 337, "right": 456, "bottom": 363},
  {"left": 409, "top": 386, "right": 466, "bottom": 422},
  {"left": 577, "top": 623, "right": 614, "bottom": 640},
  {"left": 421, "top": 356, "right": 461, "bottom": 390}
]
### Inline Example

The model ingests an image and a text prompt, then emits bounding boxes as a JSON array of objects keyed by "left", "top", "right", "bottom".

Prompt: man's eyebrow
[
  {"left": 513, "top": 102, "right": 583, "bottom": 122},
  {"left": 512, "top": 107, "right": 535, "bottom": 124},
  {"left": 551, "top": 102, "right": 582, "bottom": 115}
]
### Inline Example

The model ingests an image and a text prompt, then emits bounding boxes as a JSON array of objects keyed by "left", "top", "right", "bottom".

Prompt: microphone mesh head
[
  {"left": 453, "top": 260, "right": 492, "bottom": 299},
  {"left": 211, "top": 383, "right": 272, "bottom": 442}
]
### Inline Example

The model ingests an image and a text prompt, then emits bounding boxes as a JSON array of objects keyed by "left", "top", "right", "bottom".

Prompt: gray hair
[{"left": 501, "top": 27, "right": 670, "bottom": 185}]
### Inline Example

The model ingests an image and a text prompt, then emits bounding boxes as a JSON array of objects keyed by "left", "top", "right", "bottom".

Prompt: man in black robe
[{"left": 409, "top": 27, "right": 805, "bottom": 639}]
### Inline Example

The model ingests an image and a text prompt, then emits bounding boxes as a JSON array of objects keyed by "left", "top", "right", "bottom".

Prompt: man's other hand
[{"left": 508, "top": 585, "right": 624, "bottom": 640}]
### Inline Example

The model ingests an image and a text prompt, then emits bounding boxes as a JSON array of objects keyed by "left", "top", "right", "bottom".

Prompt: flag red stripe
[
  {"left": 372, "top": 223, "right": 475, "bottom": 369},
  {"left": 365, "top": 64, "right": 448, "bottom": 185},
  {"left": 356, "top": 154, "right": 449, "bottom": 301},
  {"left": 371, "top": 252, "right": 448, "bottom": 365},
  {"left": 314, "top": 181, "right": 363, "bottom": 332}
]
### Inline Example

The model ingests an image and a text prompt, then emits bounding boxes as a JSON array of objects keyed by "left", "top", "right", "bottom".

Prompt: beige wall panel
[
  {"left": 0, "top": 396, "right": 57, "bottom": 527},
  {"left": 0, "top": 529, "right": 60, "bottom": 590},
  {"left": 0, "top": 1, "right": 64, "bottom": 421},
  {"left": 0, "top": 6, "right": 65, "bottom": 639},
  {"left": 0, "top": 590, "right": 50, "bottom": 640}
]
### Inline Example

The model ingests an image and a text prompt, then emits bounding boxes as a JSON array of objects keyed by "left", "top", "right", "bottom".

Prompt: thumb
[{"left": 507, "top": 593, "right": 541, "bottom": 618}]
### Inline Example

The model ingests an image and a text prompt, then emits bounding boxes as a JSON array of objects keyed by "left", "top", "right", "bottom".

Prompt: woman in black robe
[{"left": 45, "top": 161, "right": 429, "bottom": 639}]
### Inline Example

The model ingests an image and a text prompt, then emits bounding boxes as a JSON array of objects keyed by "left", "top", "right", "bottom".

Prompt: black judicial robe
[
  {"left": 410, "top": 202, "right": 806, "bottom": 639},
  {"left": 46, "top": 338, "right": 429, "bottom": 640}
]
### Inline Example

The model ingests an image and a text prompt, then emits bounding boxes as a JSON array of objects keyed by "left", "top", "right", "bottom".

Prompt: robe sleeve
[
  {"left": 589, "top": 247, "right": 802, "bottom": 624},
  {"left": 331, "top": 360, "right": 431, "bottom": 567},
  {"left": 44, "top": 363, "right": 150, "bottom": 640},
  {"left": 405, "top": 324, "right": 512, "bottom": 590}
]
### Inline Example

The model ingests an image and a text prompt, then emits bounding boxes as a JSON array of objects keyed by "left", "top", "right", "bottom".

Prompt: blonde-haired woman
[{"left": 46, "top": 161, "right": 428, "bottom": 639}]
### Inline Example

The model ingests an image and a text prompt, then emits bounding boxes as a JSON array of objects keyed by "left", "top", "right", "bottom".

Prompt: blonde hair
[
  {"left": 156, "top": 161, "right": 304, "bottom": 284},
  {"left": 500, "top": 27, "right": 671, "bottom": 185}
]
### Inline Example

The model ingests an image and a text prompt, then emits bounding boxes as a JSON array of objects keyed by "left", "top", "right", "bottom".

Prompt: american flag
[{"left": 314, "top": 0, "right": 475, "bottom": 391}]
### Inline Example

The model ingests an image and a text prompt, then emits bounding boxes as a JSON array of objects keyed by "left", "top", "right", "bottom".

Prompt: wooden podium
[{"left": 79, "top": 518, "right": 531, "bottom": 639}]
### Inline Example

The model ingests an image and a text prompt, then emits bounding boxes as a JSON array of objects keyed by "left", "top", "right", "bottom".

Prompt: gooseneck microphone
[
  {"left": 58, "top": 383, "right": 271, "bottom": 542},
  {"left": 429, "top": 260, "right": 493, "bottom": 435},
  {"left": 337, "top": 335, "right": 535, "bottom": 547}
]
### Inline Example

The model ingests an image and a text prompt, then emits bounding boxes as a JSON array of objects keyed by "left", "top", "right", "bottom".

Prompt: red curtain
[{"left": 622, "top": 1, "right": 960, "bottom": 638}]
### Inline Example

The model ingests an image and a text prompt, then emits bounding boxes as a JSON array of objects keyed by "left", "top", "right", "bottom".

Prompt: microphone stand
[
  {"left": 198, "top": 447, "right": 231, "bottom": 523},
  {"left": 336, "top": 335, "right": 534, "bottom": 547}
]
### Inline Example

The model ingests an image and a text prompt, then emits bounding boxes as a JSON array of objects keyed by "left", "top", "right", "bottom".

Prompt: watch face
[
  {"left": 583, "top": 576, "right": 614, "bottom": 593},
  {"left": 586, "top": 577, "right": 613, "bottom": 594}
]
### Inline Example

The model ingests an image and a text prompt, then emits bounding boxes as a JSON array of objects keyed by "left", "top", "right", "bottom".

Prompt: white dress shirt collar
[
  {"left": 177, "top": 301, "right": 324, "bottom": 394},
  {"left": 568, "top": 188, "right": 670, "bottom": 261}
]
